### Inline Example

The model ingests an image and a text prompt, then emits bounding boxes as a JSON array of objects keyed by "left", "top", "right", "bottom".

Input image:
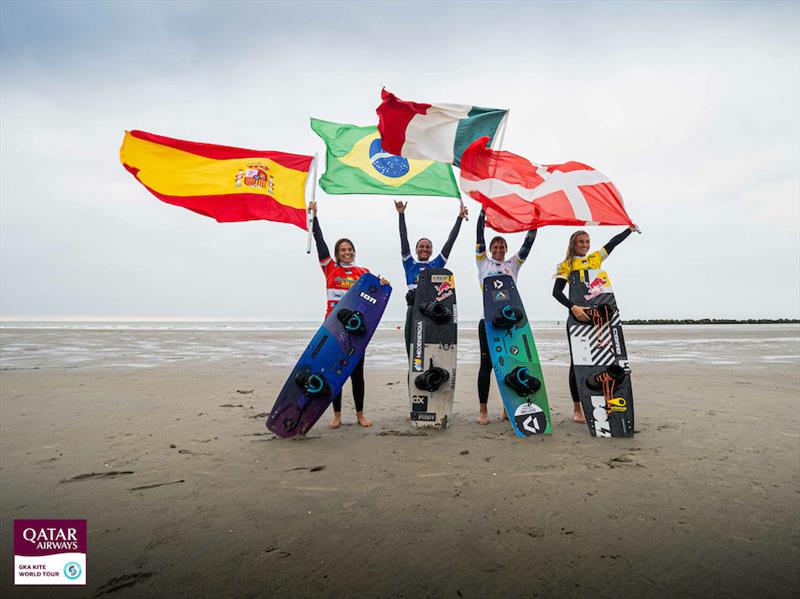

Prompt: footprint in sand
[{"left": 60, "top": 471, "right": 134, "bottom": 483}]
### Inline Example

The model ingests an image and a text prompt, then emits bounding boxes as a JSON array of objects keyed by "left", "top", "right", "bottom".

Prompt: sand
[{"left": 1, "top": 326, "right": 798, "bottom": 598}]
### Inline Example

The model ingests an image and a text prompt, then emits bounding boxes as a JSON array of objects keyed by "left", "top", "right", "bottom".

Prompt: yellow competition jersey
[
  {"left": 554, "top": 248, "right": 608, "bottom": 280},
  {"left": 556, "top": 248, "right": 614, "bottom": 298}
]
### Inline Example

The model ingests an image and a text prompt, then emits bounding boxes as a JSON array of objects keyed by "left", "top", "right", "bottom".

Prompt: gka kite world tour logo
[{"left": 14, "top": 519, "right": 87, "bottom": 585}]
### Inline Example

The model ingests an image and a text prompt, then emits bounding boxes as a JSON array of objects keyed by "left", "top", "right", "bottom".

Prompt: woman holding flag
[
  {"left": 395, "top": 200, "right": 468, "bottom": 357},
  {"left": 551, "top": 226, "right": 639, "bottom": 422},
  {"left": 308, "top": 200, "right": 389, "bottom": 429},
  {"left": 475, "top": 209, "right": 537, "bottom": 425}
]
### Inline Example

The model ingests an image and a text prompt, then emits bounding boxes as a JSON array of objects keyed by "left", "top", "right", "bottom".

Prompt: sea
[{"left": 1, "top": 321, "right": 798, "bottom": 371}]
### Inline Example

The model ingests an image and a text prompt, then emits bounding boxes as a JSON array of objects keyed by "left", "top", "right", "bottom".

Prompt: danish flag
[{"left": 459, "top": 137, "right": 633, "bottom": 232}]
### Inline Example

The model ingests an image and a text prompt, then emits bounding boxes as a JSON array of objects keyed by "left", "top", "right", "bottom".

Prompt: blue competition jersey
[{"left": 403, "top": 254, "right": 447, "bottom": 289}]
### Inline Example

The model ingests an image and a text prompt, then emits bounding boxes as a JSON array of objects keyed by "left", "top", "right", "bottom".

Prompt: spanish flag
[{"left": 120, "top": 130, "right": 314, "bottom": 230}]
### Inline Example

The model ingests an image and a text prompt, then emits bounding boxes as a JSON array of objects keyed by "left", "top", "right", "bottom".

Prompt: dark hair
[
  {"left": 489, "top": 236, "right": 507, "bottom": 249},
  {"left": 415, "top": 238, "right": 432, "bottom": 249},
  {"left": 334, "top": 238, "right": 355, "bottom": 263}
]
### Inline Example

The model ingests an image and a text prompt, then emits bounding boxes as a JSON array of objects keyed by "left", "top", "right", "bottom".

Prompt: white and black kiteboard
[
  {"left": 408, "top": 269, "right": 457, "bottom": 429},
  {"left": 567, "top": 268, "right": 634, "bottom": 438}
]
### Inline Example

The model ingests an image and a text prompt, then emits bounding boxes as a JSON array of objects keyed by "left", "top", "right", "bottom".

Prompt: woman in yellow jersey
[{"left": 552, "top": 225, "right": 639, "bottom": 422}]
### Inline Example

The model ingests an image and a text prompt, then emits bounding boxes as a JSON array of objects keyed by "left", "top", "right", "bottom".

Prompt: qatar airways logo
[
  {"left": 14, "top": 519, "right": 87, "bottom": 586},
  {"left": 22, "top": 527, "right": 79, "bottom": 551}
]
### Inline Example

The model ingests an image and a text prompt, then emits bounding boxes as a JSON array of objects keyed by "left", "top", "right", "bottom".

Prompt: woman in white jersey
[{"left": 475, "top": 209, "right": 537, "bottom": 425}]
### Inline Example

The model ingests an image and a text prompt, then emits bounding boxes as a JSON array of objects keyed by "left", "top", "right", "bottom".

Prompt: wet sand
[{"left": 1, "top": 327, "right": 798, "bottom": 597}]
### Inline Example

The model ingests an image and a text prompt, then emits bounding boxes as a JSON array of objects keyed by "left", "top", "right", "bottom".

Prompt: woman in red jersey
[{"left": 308, "top": 200, "right": 388, "bottom": 429}]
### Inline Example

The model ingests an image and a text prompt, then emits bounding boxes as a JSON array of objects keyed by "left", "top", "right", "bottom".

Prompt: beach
[{"left": 1, "top": 324, "right": 798, "bottom": 597}]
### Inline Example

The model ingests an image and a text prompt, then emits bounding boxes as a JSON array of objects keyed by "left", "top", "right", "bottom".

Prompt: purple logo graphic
[{"left": 14, "top": 519, "right": 87, "bottom": 585}]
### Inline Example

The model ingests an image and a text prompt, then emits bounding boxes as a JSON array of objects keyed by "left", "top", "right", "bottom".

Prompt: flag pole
[{"left": 306, "top": 153, "right": 319, "bottom": 254}]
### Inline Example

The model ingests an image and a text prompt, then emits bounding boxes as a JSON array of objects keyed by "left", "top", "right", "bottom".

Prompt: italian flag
[{"left": 377, "top": 88, "right": 508, "bottom": 167}]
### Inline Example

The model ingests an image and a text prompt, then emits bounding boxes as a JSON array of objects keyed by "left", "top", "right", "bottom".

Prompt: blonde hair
[{"left": 558, "top": 230, "right": 589, "bottom": 274}]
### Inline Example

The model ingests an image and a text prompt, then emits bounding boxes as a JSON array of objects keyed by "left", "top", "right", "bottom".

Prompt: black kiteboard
[{"left": 567, "top": 268, "right": 634, "bottom": 437}]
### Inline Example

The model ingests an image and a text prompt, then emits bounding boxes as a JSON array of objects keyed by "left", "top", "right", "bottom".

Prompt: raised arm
[
  {"left": 476, "top": 210, "right": 486, "bottom": 255},
  {"left": 395, "top": 201, "right": 411, "bottom": 258},
  {"left": 308, "top": 201, "right": 330, "bottom": 262},
  {"left": 602, "top": 226, "right": 635, "bottom": 257},
  {"left": 518, "top": 229, "right": 537, "bottom": 260},
  {"left": 440, "top": 205, "right": 467, "bottom": 259}
]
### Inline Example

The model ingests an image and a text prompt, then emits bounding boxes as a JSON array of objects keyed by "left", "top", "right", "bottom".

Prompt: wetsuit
[
  {"left": 476, "top": 211, "right": 537, "bottom": 406},
  {"left": 551, "top": 228, "right": 632, "bottom": 404},
  {"left": 399, "top": 212, "right": 464, "bottom": 356},
  {"left": 312, "top": 216, "right": 369, "bottom": 413}
]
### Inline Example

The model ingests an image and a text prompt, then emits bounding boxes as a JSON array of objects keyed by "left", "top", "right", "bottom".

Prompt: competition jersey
[
  {"left": 402, "top": 253, "right": 447, "bottom": 290},
  {"left": 554, "top": 248, "right": 608, "bottom": 279},
  {"left": 321, "top": 258, "right": 370, "bottom": 318},
  {"left": 476, "top": 251, "right": 525, "bottom": 288},
  {"left": 554, "top": 248, "right": 613, "bottom": 298}
]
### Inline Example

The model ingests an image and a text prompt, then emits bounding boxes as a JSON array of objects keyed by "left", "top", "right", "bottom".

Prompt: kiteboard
[
  {"left": 267, "top": 273, "right": 391, "bottom": 438},
  {"left": 567, "top": 268, "right": 634, "bottom": 438},
  {"left": 408, "top": 268, "right": 457, "bottom": 429},
  {"left": 482, "top": 275, "right": 551, "bottom": 437}
]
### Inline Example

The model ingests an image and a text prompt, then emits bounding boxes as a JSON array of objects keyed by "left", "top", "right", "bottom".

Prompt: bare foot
[
  {"left": 573, "top": 404, "right": 586, "bottom": 423},
  {"left": 328, "top": 413, "right": 342, "bottom": 429},
  {"left": 477, "top": 406, "right": 489, "bottom": 425},
  {"left": 356, "top": 412, "right": 372, "bottom": 427}
]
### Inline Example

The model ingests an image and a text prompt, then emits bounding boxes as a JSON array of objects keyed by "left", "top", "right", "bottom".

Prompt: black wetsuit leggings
[
  {"left": 568, "top": 365, "right": 580, "bottom": 404},
  {"left": 478, "top": 319, "right": 493, "bottom": 405},
  {"left": 567, "top": 323, "right": 581, "bottom": 405},
  {"left": 403, "top": 289, "right": 417, "bottom": 359},
  {"left": 332, "top": 357, "right": 365, "bottom": 412},
  {"left": 404, "top": 304, "right": 413, "bottom": 358}
]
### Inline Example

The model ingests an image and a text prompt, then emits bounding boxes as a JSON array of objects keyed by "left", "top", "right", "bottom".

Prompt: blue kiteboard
[
  {"left": 266, "top": 273, "right": 391, "bottom": 437},
  {"left": 483, "top": 275, "right": 551, "bottom": 437}
]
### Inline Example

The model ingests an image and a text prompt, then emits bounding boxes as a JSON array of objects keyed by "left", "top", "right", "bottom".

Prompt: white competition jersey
[{"left": 476, "top": 251, "right": 525, "bottom": 288}]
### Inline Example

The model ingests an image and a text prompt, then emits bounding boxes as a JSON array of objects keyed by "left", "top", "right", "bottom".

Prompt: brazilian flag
[{"left": 311, "top": 118, "right": 460, "bottom": 197}]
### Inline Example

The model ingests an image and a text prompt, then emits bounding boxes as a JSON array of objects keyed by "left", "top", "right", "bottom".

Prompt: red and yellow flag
[{"left": 120, "top": 130, "right": 314, "bottom": 230}]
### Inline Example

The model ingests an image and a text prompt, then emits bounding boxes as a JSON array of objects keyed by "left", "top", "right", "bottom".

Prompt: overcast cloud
[{"left": 1, "top": 0, "right": 798, "bottom": 321}]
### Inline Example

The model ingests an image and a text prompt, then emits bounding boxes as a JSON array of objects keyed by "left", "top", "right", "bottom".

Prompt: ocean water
[{"left": 0, "top": 322, "right": 797, "bottom": 371}]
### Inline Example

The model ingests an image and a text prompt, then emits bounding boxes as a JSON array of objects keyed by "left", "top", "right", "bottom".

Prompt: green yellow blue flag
[{"left": 310, "top": 118, "right": 460, "bottom": 197}]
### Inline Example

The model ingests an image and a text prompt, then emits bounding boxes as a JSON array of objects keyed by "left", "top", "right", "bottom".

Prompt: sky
[{"left": 1, "top": 0, "right": 798, "bottom": 321}]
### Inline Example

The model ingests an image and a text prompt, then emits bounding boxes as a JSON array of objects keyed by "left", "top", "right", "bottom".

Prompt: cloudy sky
[{"left": 1, "top": 0, "right": 798, "bottom": 321}]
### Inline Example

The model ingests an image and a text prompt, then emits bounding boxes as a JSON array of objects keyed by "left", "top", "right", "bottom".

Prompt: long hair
[
  {"left": 334, "top": 238, "right": 355, "bottom": 264},
  {"left": 560, "top": 230, "right": 589, "bottom": 272}
]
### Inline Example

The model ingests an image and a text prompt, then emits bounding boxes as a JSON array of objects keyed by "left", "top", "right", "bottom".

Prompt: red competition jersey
[{"left": 321, "top": 257, "right": 370, "bottom": 317}]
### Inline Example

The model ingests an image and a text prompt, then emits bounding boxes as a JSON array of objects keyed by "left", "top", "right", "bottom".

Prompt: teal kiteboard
[{"left": 482, "top": 275, "right": 551, "bottom": 437}]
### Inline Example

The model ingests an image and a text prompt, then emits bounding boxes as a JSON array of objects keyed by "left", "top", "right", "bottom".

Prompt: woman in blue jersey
[
  {"left": 475, "top": 209, "right": 537, "bottom": 425},
  {"left": 395, "top": 200, "right": 468, "bottom": 357},
  {"left": 552, "top": 226, "right": 638, "bottom": 422}
]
